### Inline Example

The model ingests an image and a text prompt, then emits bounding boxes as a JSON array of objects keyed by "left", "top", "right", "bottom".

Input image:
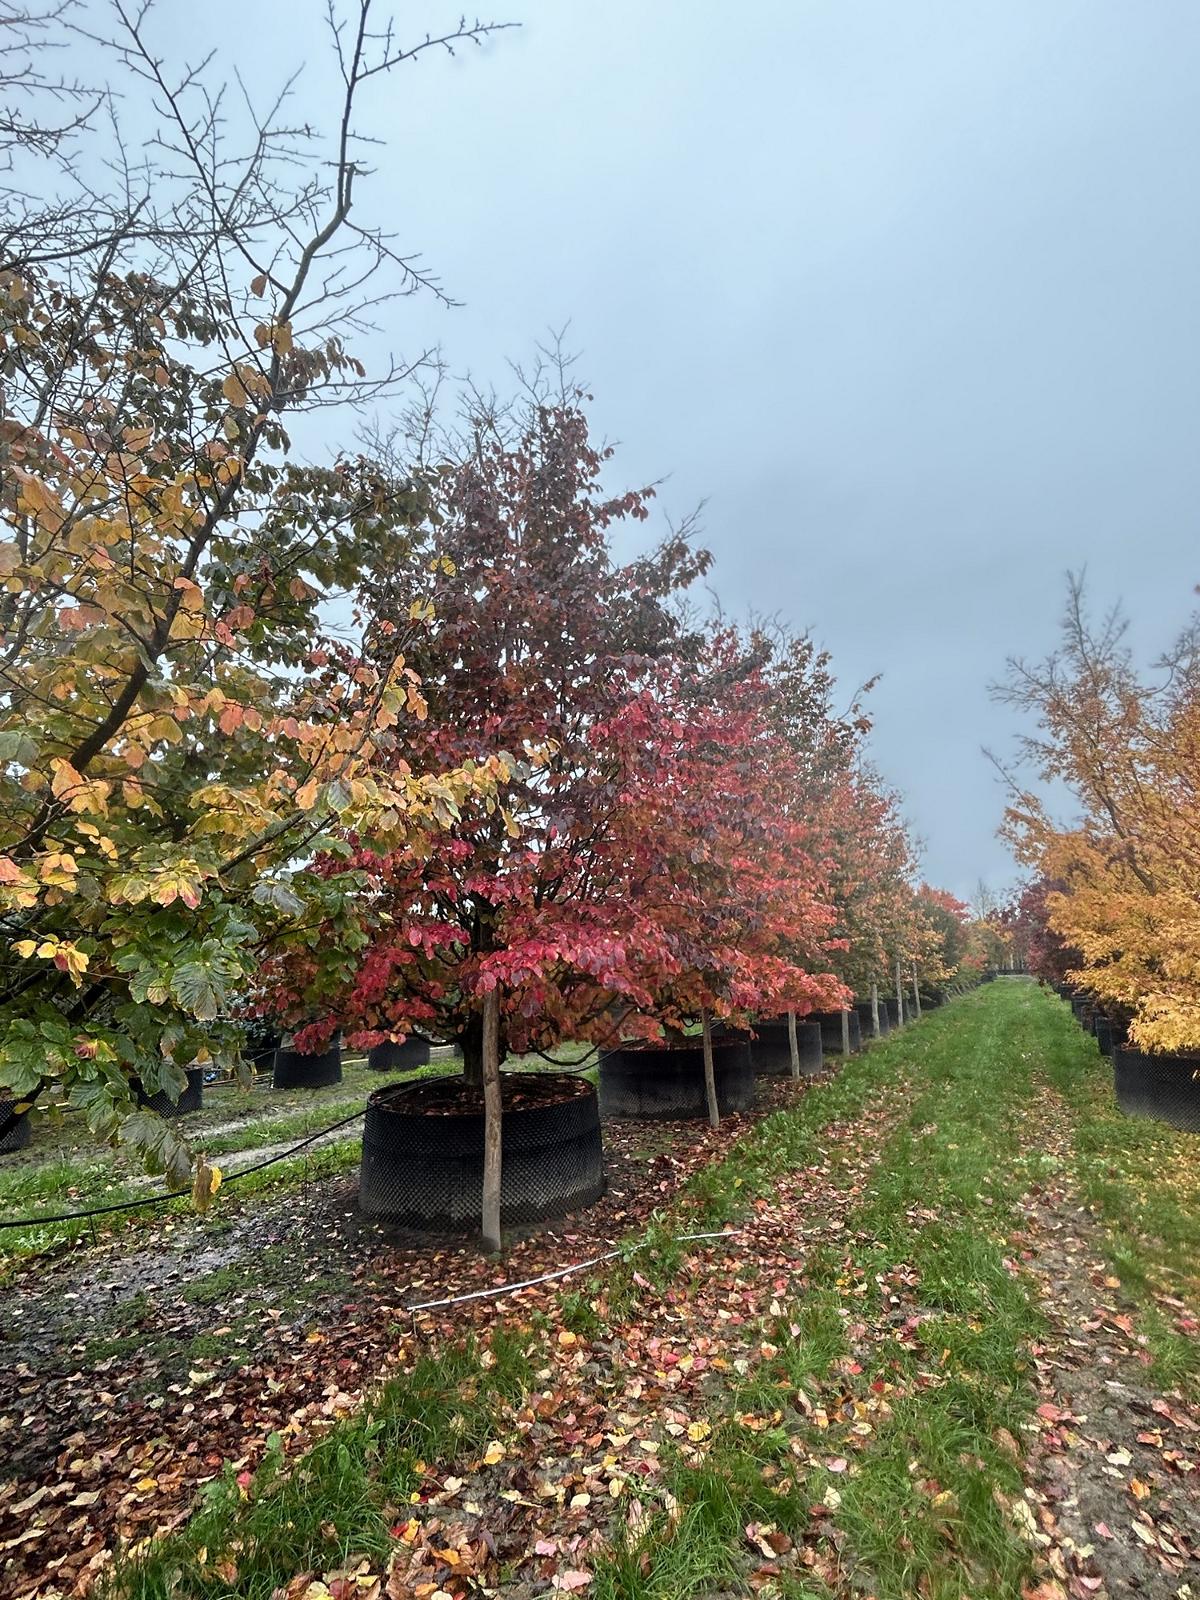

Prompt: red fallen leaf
[
  {"left": 1094, "top": 1522, "right": 1114, "bottom": 1539},
  {"left": 1036, "top": 1403, "right": 1066, "bottom": 1423},
  {"left": 552, "top": 1570, "right": 593, "bottom": 1592}
]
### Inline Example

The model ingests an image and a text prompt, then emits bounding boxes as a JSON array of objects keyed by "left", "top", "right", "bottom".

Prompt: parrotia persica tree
[
  {"left": 1009, "top": 878, "right": 1080, "bottom": 987},
  {"left": 266, "top": 381, "right": 713, "bottom": 1081},
  {"left": 997, "top": 577, "right": 1200, "bottom": 1052},
  {"left": 0, "top": 3, "right": 508, "bottom": 1179},
  {"left": 271, "top": 392, "right": 860, "bottom": 1078},
  {"left": 751, "top": 630, "right": 927, "bottom": 1009},
  {"left": 909, "top": 885, "right": 982, "bottom": 993},
  {"left": 604, "top": 627, "right": 849, "bottom": 1037}
]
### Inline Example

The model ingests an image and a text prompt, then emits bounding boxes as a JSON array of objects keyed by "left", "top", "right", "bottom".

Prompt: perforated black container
[
  {"left": 1094, "top": 1018, "right": 1114, "bottom": 1058},
  {"left": 368, "top": 1037, "right": 432, "bottom": 1072},
  {"left": 358, "top": 1071, "right": 604, "bottom": 1230},
  {"left": 747, "top": 1019, "right": 823, "bottom": 1077},
  {"left": 1113, "top": 1049, "right": 1200, "bottom": 1132},
  {"left": 883, "top": 998, "right": 902, "bottom": 1028},
  {"left": 811, "top": 1010, "right": 862, "bottom": 1054},
  {"left": 599, "top": 1038, "right": 755, "bottom": 1118},
  {"left": 0, "top": 1096, "right": 31, "bottom": 1154},
  {"left": 136, "top": 1066, "right": 204, "bottom": 1118},
  {"left": 273, "top": 1039, "right": 343, "bottom": 1090}
]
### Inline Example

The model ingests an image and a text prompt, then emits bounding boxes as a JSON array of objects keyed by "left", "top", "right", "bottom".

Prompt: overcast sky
[{"left": 151, "top": 0, "right": 1199, "bottom": 901}]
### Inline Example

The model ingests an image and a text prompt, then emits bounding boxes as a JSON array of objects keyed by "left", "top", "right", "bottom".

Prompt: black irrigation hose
[{"left": 0, "top": 1107, "right": 367, "bottom": 1232}]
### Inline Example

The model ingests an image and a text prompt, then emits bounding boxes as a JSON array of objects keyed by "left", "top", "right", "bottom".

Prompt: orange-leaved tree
[{"left": 996, "top": 576, "right": 1200, "bottom": 1052}]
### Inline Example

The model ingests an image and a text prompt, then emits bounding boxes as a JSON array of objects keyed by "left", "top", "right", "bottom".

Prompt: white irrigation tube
[{"left": 405, "top": 1228, "right": 744, "bottom": 1314}]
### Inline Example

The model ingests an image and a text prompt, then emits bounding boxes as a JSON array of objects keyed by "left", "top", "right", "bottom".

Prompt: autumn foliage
[{"left": 999, "top": 578, "right": 1200, "bottom": 1052}]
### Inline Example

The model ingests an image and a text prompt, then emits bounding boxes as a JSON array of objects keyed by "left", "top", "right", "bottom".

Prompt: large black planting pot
[
  {"left": 273, "top": 1038, "right": 343, "bottom": 1090},
  {"left": 368, "top": 1037, "right": 432, "bottom": 1072},
  {"left": 811, "top": 1010, "right": 862, "bottom": 1054},
  {"left": 855, "top": 1002, "right": 890, "bottom": 1040},
  {"left": 747, "top": 1019, "right": 823, "bottom": 1077},
  {"left": 136, "top": 1066, "right": 204, "bottom": 1119},
  {"left": 599, "top": 1038, "right": 755, "bottom": 1119},
  {"left": 0, "top": 1096, "right": 31, "bottom": 1154},
  {"left": 883, "top": 998, "right": 902, "bottom": 1028},
  {"left": 359, "top": 1071, "right": 604, "bottom": 1230},
  {"left": 1094, "top": 1018, "right": 1115, "bottom": 1058},
  {"left": 1113, "top": 1049, "right": 1200, "bottom": 1132}
]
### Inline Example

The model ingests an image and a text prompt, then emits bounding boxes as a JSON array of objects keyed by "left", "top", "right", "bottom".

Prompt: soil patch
[{"left": 1016, "top": 1090, "right": 1200, "bottom": 1599}]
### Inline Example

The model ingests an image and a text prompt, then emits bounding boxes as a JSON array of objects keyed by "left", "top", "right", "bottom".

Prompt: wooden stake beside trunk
[
  {"left": 840, "top": 1006, "right": 851, "bottom": 1054},
  {"left": 911, "top": 961, "right": 922, "bottom": 1020},
  {"left": 701, "top": 1008, "right": 719, "bottom": 1128},
  {"left": 870, "top": 981, "right": 881, "bottom": 1037},
  {"left": 787, "top": 1007, "right": 800, "bottom": 1080},
  {"left": 481, "top": 986, "right": 502, "bottom": 1254},
  {"left": 895, "top": 959, "right": 904, "bottom": 1024}
]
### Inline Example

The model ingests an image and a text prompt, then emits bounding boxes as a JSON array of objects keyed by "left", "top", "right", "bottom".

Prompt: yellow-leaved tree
[
  {"left": 996, "top": 576, "right": 1200, "bottom": 1053},
  {"left": 0, "top": 2, "right": 511, "bottom": 1181}
]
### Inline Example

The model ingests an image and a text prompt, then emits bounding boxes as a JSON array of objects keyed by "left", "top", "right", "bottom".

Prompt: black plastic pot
[
  {"left": 0, "top": 1096, "right": 31, "bottom": 1154},
  {"left": 1113, "top": 1048, "right": 1200, "bottom": 1132},
  {"left": 599, "top": 1038, "right": 755, "bottom": 1119},
  {"left": 747, "top": 1019, "right": 823, "bottom": 1077},
  {"left": 855, "top": 1001, "right": 891, "bottom": 1040},
  {"left": 883, "top": 998, "right": 902, "bottom": 1028},
  {"left": 1094, "top": 1018, "right": 1114, "bottom": 1058},
  {"left": 368, "top": 1037, "right": 432, "bottom": 1072},
  {"left": 273, "top": 1038, "right": 343, "bottom": 1090},
  {"left": 811, "top": 1010, "right": 862, "bottom": 1054},
  {"left": 136, "top": 1066, "right": 204, "bottom": 1118},
  {"left": 359, "top": 1071, "right": 604, "bottom": 1230}
]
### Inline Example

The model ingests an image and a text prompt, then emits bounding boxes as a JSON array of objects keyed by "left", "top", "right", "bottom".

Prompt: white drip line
[{"left": 405, "top": 1228, "right": 745, "bottom": 1315}]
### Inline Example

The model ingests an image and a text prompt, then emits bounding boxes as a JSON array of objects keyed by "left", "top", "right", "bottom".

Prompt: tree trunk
[
  {"left": 787, "top": 1007, "right": 800, "bottom": 1080},
  {"left": 895, "top": 959, "right": 904, "bottom": 1025},
  {"left": 701, "top": 1008, "right": 719, "bottom": 1129},
  {"left": 911, "top": 962, "right": 922, "bottom": 1020},
  {"left": 460, "top": 1008, "right": 484, "bottom": 1088},
  {"left": 870, "top": 981, "right": 880, "bottom": 1037},
  {"left": 480, "top": 987, "right": 502, "bottom": 1255},
  {"left": 840, "top": 1006, "right": 850, "bottom": 1054}
]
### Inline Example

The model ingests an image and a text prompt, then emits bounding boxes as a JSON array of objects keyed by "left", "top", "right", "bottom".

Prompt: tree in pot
[
  {"left": 599, "top": 627, "right": 849, "bottom": 1124},
  {"left": 272, "top": 382, "right": 716, "bottom": 1238}
]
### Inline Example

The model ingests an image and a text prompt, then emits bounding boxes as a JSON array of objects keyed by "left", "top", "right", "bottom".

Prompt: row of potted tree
[{"left": 1001, "top": 580, "right": 1200, "bottom": 1135}]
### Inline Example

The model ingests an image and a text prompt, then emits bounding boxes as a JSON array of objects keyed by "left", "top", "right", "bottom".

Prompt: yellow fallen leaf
[{"left": 483, "top": 1441, "right": 505, "bottom": 1466}]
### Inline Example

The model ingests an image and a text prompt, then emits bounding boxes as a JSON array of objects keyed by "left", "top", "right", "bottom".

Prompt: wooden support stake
[
  {"left": 911, "top": 961, "right": 922, "bottom": 1020},
  {"left": 840, "top": 1006, "right": 851, "bottom": 1054},
  {"left": 701, "top": 1008, "right": 719, "bottom": 1129},
  {"left": 787, "top": 1007, "right": 800, "bottom": 1080},
  {"left": 895, "top": 958, "right": 904, "bottom": 1025},
  {"left": 870, "top": 981, "right": 880, "bottom": 1037},
  {"left": 481, "top": 986, "right": 502, "bottom": 1255}
]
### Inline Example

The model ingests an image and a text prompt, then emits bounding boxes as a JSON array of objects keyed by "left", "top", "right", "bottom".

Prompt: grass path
[{"left": 4, "top": 984, "right": 1198, "bottom": 1600}]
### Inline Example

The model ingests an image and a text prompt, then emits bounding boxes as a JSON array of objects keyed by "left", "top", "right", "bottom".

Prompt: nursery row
[{"left": 1052, "top": 981, "right": 1200, "bottom": 1134}]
